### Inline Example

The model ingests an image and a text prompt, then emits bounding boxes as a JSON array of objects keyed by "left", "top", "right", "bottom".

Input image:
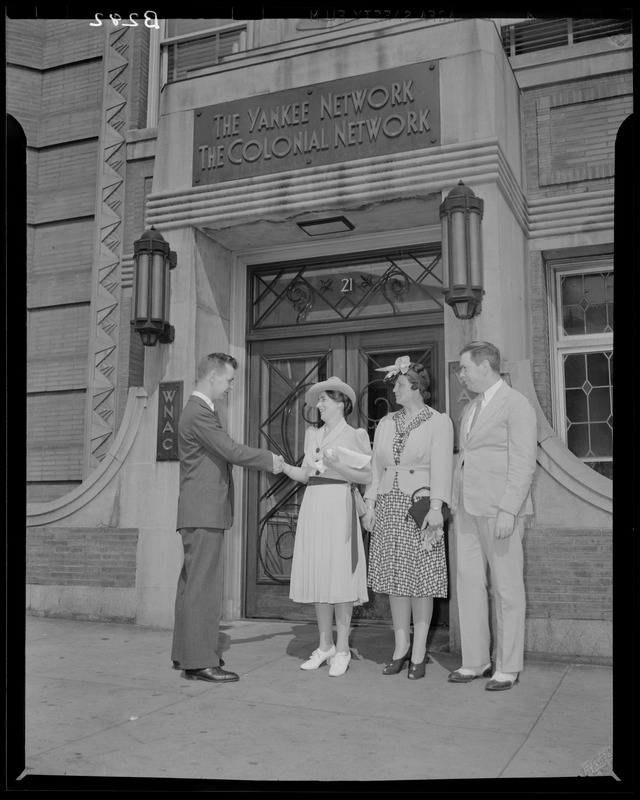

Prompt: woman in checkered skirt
[{"left": 362, "top": 357, "right": 453, "bottom": 680}]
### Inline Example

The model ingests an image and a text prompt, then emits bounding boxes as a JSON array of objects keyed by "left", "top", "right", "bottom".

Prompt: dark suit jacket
[{"left": 176, "top": 395, "right": 273, "bottom": 530}]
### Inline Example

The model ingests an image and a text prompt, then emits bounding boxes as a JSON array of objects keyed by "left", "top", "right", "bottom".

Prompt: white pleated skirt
[{"left": 289, "top": 482, "right": 368, "bottom": 605}]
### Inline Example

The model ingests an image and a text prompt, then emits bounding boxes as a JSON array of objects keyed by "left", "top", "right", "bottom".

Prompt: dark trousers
[{"left": 171, "top": 527, "right": 225, "bottom": 669}]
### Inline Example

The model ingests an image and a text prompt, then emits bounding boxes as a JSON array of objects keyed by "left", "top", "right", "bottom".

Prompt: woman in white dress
[{"left": 283, "top": 377, "right": 371, "bottom": 677}]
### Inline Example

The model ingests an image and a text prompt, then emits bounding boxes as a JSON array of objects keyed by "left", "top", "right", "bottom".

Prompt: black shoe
[
  {"left": 174, "top": 658, "right": 224, "bottom": 670},
  {"left": 382, "top": 648, "right": 411, "bottom": 675},
  {"left": 407, "top": 653, "right": 429, "bottom": 680},
  {"left": 183, "top": 666, "right": 239, "bottom": 682}
]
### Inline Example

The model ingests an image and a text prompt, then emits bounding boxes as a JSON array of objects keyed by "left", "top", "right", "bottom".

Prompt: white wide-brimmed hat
[{"left": 305, "top": 376, "right": 356, "bottom": 407}]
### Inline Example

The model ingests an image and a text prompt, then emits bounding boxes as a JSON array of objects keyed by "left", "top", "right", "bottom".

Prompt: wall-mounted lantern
[
  {"left": 439, "top": 181, "right": 484, "bottom": 319},
  {"left": 131, "top": 226, "right": 177, "bottom": 346}
]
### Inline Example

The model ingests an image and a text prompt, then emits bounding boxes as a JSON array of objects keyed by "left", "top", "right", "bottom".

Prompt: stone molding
[
  {"left": 146, "top": 138, "right": 527, "bottom": 232},
  {"left": 145, "top": 136, "right": 613, "bottom": 242},
  {"left": 527, "top": 188, "right": 614, "bottom": 238},
  {"left": 503, "top": 359, "right": 612, "bottom": 514}
]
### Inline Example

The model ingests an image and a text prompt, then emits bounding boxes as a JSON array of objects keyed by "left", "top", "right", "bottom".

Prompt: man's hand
[
  {"left": 495, "top": 510, "right": 516, "bottom": 539},
  {"left": 271, "top": 454, "right": 284, "bottom": 474}
]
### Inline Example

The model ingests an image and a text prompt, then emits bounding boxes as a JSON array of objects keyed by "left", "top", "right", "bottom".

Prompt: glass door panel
[{"left": 246, "top": 336, "right": 345, "bottom": 618}]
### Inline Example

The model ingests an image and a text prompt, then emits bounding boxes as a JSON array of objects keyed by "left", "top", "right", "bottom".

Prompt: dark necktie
[{"left": 469, "top": 394, "right": 484, "bottom": 430}]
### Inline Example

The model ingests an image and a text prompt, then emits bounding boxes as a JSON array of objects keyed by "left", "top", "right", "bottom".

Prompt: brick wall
[
  {"left": 524, "top": 528, "right": 612, "bottom": 620},
  {"left": 5, "top": 19, "right": 45, "bottom": 68},
  {"left": 26, "top": 301, "right": 90, "bottom": 487},
  {"left": 27, "top": 527, "right": 138, "bottom": 588},
  {"left": 34, "top": 141, "right": 99, "bottom": 224},
  {"left": 7, "top": 17, "right": 111, "bottom": 502},
  {"left": 26, "top": 393, "right": 86, "bottom": 482},
  {"left": 130, "top": 25, "right": 150, "bottom": 129},
  {"left": 26, "top": 149, "right": 39, "bottom": 223},
  {"left": 42, "top": 20, "right": 105, "bottom": 68},
  {"left": 39, "top": 61, "right": 103, "bottom": 146},
  {"left": 523, "top": 73, "right": 633, "bottom": 196},
  {"left": 29, "top": 220, "right": 94, "bottom": 307},
  {"left": 5, "top": 66, "right": 43, "bottom": 143},
  {"left": 27, "top": 305, "right": 91, "bottom": 392},
  {"left": 539, "top": 93, "right": 630, "bottom": 186},
  {"left": 523, "top": 73, "right": 628, "bottom": 426}
]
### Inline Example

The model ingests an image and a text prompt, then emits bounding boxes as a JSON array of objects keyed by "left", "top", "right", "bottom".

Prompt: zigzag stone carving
[{"left": 86, "top": 27, "right": 131, "bottom": 471}]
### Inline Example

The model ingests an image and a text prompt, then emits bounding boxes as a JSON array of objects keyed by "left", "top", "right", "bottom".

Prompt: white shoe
[
  {"left": 328, "top": 651, "right": 351, "bottom": 677},
  {"left": 300, "top": 645, "right": 336, "bottom": 670}
]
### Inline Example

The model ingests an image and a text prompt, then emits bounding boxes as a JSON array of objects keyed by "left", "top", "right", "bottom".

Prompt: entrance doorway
[
  {"left": 245, "top": 326, "right": 449, "bottom": 621},
  {"left": 244, "top": 248, "right": 448, "bottom": 624}
]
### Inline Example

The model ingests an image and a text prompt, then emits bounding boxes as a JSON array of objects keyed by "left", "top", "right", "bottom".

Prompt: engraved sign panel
[
  {"left": 156, "top": 381, "right": 183, "bottom": 461},
  {"left": 193, "top": 61, "right": 440, "bottom": 185}
]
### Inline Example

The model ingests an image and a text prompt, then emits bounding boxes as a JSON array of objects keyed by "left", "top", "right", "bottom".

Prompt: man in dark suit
[
  {"left": 171, "top": 352, "right": 282, "bottom": 683},
  {"left": 449, "top": 341, "right": 537, "bottom": 691}
]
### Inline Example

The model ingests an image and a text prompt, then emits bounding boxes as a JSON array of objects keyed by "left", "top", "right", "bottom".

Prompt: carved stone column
[{"left": 84, "top": 26, "right": 131, "bottom": 473}]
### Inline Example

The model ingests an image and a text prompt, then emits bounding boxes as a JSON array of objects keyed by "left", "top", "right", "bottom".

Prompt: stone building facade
[{"left": 13, "top": 15, "right": 630, "bottom": 661}]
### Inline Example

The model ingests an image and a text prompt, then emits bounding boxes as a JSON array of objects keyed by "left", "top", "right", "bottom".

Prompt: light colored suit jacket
[
  {"left": 176, "top": 396, "right": 273, "bottom": 530},
  {"left": 451, "top": 382, "right": 537, "bottom": 518},
  {"left": 365, "top": 408, "right": 454, "bottom": 504}
]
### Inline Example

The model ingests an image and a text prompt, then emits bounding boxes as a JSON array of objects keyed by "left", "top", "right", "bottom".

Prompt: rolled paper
[{"left": 335, "top": 446, "right": 372, "bottom": 469}]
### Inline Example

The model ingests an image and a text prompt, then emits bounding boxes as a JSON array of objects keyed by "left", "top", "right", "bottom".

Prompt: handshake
[{"left": 271, "top": 454, "right": 289, "bottom": 475}]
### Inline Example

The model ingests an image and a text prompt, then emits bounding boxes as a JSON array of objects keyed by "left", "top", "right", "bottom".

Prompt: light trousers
[
  {"left": 170, "top": 527, "right": 225, "bottom": 670},
  {"left": 454, "top": 493, "right": 526, "bottom": 674}
]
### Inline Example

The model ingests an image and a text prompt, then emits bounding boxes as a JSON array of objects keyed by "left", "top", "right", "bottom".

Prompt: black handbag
[{"left": 406, "top": 488, "right": 450, "bottom": 528}]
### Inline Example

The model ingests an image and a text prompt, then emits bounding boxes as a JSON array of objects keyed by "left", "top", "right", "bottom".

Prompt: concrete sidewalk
[{"left": 17, "top": 614, "right": 617, "bottom": 786}]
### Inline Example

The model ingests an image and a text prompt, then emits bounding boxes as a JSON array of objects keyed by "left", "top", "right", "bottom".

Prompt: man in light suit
[
  {"left": 449, "top": 341, "right": 537, "bottom": 691},
  {"left": 171, "top": 353, "right": 283, "bottom": 683}
]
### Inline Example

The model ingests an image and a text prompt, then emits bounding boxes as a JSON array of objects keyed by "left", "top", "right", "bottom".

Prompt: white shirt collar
[
  {"left": 482, "top": 378, "right": 504, "bottom": 406},
  {"left": 192, "top": 390, "right": 215, "bottom": 413}
]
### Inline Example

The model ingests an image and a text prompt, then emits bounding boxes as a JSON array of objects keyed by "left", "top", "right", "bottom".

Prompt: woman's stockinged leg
[
  {"left": 410, "top": 596, "right": 434, "bottom": 663},
  {"left": 389, "top": 595, "right": 412, "bottom": 659},
  {"left": 315, "top": 603, "right": 335, "bottom": 651},
  {"left": 334, "top": 602, "right": 353, "bottom": 653}
]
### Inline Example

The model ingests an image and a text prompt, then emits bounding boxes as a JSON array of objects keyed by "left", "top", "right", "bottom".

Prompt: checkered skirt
[{"left": 367, "top": 408, "right": 448, "bottom": 597}]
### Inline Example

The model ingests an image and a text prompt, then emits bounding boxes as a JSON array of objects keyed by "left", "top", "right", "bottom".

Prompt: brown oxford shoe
[
  {"left": 485, "top": 675, "right": 519, "bottom": 692},
  {"left": 447, "top": 665, "right": 492, "bottom": 683},
  {"left": 184, "top": 666, "right": 239, "bottom": 682}
]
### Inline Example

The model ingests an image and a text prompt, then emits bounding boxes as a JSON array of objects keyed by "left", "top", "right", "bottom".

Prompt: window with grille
[
  {"left": 550, "top": 257, "right": 613, "bottom": 479},
  {"left": 161, "top": 19, "right": 248, "bottom": 84}
]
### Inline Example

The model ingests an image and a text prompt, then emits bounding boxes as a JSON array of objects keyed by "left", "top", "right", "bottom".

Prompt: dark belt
[{"left": 307, "top": 476, "right": 359, "bottom": 573}]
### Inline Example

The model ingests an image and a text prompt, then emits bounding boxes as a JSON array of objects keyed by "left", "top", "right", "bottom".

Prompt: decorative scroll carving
[{"left": 253, "top": 250, "right": 443, "bottom": 328}]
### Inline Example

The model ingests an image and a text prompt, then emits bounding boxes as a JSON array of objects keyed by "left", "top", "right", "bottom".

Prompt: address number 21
[{"left": 341, "top": 278, "right": 354, "bottom": 293}]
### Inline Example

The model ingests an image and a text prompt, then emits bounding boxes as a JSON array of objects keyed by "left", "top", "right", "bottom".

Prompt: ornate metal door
[{"left": 245, "top": 326, "right": 447, "bottom": 622}]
